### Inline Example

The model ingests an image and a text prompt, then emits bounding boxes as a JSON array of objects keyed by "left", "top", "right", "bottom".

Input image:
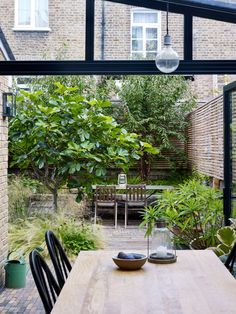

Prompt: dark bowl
[{"left": 112, "top": 254, "right": 147, "bottom": 270}]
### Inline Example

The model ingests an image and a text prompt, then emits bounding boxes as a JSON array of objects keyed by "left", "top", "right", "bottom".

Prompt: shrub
[
  {"left": 140, "top": 179, "right": 224, "bottom": 249},
  {"left": 9, "top": 213, "right": 104, "bottom": 258},
  {"left": 8, "top": 175, "right": 32, "bottom": 222}
]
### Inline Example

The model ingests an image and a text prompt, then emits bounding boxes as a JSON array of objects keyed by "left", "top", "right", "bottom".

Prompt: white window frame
[
  {"left": 14, "top": 0, "right": 50, "bottom": 31},
  {"left": 131, "top": 8, "right": 161, "bottom": 59}
]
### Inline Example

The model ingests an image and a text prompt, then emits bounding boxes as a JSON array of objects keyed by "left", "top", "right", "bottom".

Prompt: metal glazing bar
[
  {"left": 223, "top": 89, "right": 232, "bottom": 226},
  {"left": 184, "top": 14, "right": 193, "bottom": 61},
  {"left": 85, "top": 0, "right": 95, "bottom": 61},
  {"left": 1, "top": 60, "right": 236, "bottom": 75}
]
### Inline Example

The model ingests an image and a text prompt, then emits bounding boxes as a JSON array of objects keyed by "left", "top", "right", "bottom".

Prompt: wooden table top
[
  {"left": 92, "top": 185, "right": 174, "bottom": 190},
  {"left": 51, "top": 250, "right": 236, "bottom": 314}
]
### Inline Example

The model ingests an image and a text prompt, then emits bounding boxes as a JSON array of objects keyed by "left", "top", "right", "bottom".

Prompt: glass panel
[
  {"left": 133, "top": 12, "right": 158, "bottom": 24},
  {"left": 193, "top": 17, "right": 236, "bottom": 60},
  {"left": 94, "top": 2, "right": 182, "bottom": 60},
  {"left": 5, "top": 0, "right": 86, "bottom": 60},
  {"left": 132, "top": 40, "right": 143, "bottom": 51},
  {"left": 146, "top": 40, "right": 157, "bottom": 51},
  {"left": 132, "top": 27, "right": 143, "bottom": 39},
  {"left": 146, "top": 28, "right": 158, "bottom": 39},
  {"left": 18, "top": 0, "right": 31, "bottom": 25},
  {"left": 35, "top": 0, "right": 48, "bottom": 27},
  {"left": 146, "top": 52, "right": 157, "bottom": 59},
  {"left": 131, "top": 52, "right": 144, "bottom": 59},
  {"left": 231, "top": 90, "right": 236, "bottom": 218},
  {"left": 188, "top": 0, "right": 236, "bottom": 9}
]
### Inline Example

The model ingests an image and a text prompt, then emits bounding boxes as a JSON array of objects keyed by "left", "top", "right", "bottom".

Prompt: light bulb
[{"left": 155, "top": 34, "right": 180, "bottom": 74}]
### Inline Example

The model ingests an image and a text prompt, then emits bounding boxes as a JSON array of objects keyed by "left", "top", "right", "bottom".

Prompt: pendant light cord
[{"left": 166, "top": 1, "right": 169, "bottom": 35}]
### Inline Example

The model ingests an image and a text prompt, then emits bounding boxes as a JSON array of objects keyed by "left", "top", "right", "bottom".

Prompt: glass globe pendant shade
[{"left": 155, "top": 34, "right": 180, "bottom": 74}]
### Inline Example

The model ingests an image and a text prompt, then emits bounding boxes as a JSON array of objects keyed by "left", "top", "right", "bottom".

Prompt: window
[
  {"left": 131, "top": 9, "right": 161, "bottom": 59},
  {"left": 213, "top": 74, "right": 230, "bottom": 96},
  {"left": 14, "top": 0, "right": 49, "bottom": 31}
]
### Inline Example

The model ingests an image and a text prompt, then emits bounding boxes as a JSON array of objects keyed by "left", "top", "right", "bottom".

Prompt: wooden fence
[{"left": 186, "top": 95, "right": 224, "bottom": 180}]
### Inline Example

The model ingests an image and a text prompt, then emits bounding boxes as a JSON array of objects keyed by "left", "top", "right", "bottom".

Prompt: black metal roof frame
[
  {"left": 0, "top": 0, "right": 236, "bottom": 76},
  {"left": 0, "top": 27, "right": 15, "bottom": 61}
]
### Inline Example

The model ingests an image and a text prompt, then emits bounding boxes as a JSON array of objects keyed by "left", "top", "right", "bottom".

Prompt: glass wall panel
[
  {"left": 231, "top": 91, "right": 236, "bottom": 218},
  {"left": 94, "top": 1, "right": 183, "bottom": 60},
  {"left": 193, "top": 17, "right": 236, "bottom": 60},
  {"left": 0, "top": 0, "right": 86, "bottom": 60}
]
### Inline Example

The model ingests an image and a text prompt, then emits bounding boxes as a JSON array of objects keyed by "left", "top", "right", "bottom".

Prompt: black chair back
[
  {"left": 225, "top": 242, "right": 236, "bottom": 274},
  {"left": 45, "top": 230, "right": 72, "bottom": 289},
  {"left": 29, "top": 250, "right": 61, "bottom": 314}
]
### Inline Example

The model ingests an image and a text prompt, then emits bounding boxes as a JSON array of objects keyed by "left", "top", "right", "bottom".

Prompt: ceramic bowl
[{"left": 112, "top": 254, "right": 147, "bottom": 270}]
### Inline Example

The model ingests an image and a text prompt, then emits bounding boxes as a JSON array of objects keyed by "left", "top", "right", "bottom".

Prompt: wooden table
[
  {"left": 51, "top": 250, "right": 236, "bottom": 314},
  {"left": 92, "top": 185, "right": 174, "bottom": 192},
  {"left": 92, "top": 185, "right": 174, "bottom": 202}
]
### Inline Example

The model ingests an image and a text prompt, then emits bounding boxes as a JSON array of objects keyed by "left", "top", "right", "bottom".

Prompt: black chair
[
  {"left": 45, "top": 230, "right": 72, "bottom": 289},
  {"left": 225, "top": 242, "right": 236, "bottom": 275},
  {"left": 29, "top": 249, "right": 61, "bottom": 314}
]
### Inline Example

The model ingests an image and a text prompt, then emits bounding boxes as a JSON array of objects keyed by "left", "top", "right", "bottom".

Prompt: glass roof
[
  {"left": 189, "top": 0, "right": 236, "bottom": 8},
  {"left": 168, "top": 0, "right": 236, "bottom": 10}
]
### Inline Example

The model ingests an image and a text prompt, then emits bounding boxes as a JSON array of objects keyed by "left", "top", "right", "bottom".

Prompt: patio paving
[{"left": 0, "top": 220, "right": 146, "bottom": 313}]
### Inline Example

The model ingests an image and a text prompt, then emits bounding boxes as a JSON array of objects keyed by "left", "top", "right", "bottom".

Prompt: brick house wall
[
  {"left": 1, "top": 1, "right": 236, "bottom": 102},
  {"left": 0, "top": 72, "right": 9, "bottom": 286}
]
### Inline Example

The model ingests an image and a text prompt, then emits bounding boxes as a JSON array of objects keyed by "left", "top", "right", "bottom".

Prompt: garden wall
[
  {"left": 187, "top": 95, "right": 223, "bottom": 180},
  {"left": 0, "top": 76, "right": 9, "bottom": 286}
]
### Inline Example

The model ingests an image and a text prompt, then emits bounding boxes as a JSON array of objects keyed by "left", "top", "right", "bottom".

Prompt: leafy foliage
[
  {"left": 213, "top": 219, "right": 236, "bottom": 256},
  {"left": 8, "top": 175, "right": 45, "bottom": 222},
  {"left": 118, "top": 75, "right": 196, "bottom": 179},
  {"left": 9, "top": 80, "right": 158, "bottom": 210},
  {"left": 9, "top": 214, "right": 104, "bottom": 258},
  {"left": 140, "top": 179, "right": 223, "bottom": 248}
]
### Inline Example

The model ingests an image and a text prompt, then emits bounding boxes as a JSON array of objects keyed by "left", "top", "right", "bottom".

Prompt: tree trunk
[
  {"left": 52, "top": 189, "right": 58, "bottom": 212},
  {"left": 140, "top": 152, "right": 150, "bottom": 181}
]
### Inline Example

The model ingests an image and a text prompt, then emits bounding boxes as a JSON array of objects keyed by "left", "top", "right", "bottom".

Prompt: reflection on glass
[
  {"left": 146, "top": 28, "right": 158, "bottom": 39},
  {"left": 133, "top": 12, "right": 158, "bottom": 24},
  {"left": 18, "top": 0, "right": 31, "bottom": 25},
  {"left": 132, "top": 26, "right": 143, "bottom": 39},
  {"left": 35, "top": 0, "right": 48, "bottom": 27},
  {"left": 146, "top": 40, "right": 157, "bottom": 51},
  {"left": 132, "top": 40, "right": 143, "bottom": 51}
]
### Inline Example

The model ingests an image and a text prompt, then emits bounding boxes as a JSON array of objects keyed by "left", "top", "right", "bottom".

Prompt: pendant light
[{"left": 155, "top": 1, "right": 180, "bottom": 73}]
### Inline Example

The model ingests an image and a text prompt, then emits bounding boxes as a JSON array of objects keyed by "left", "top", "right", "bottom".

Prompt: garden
[{"left": 8, "top": 74, "right": 229, "bottom": 262}]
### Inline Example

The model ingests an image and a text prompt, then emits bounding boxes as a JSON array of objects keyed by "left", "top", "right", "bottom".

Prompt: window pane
[
  {"left": 133, "top": 12, "right": 158, "bottom": 24},
  {"left": 146, "top": 28, "right": 157, "bottom": 39},
  {"left": 146, "top": 40, "right": 157, "bottom": 51},
  {"left": 35, "top": 0, "right": 48, "bottom": 27},
  {"left": 132, "top": 26, "right": 143, "bottom": 39},
  {"left": 18, "top": 0, "right": 31, "bottom": 25},
  {"left": 146, "top": 52, "right": 157, "bottom": 59},
  {"left": 132, "top": 40, "right": 143, "bottom": 51},
  {"left": 131, "top": 52, "right": 144, "bottom": 59}
]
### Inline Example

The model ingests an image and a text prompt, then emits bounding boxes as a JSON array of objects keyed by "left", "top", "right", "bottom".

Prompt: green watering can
[{"left": 4, "top": 251, "right": 27, "bottom": 289}]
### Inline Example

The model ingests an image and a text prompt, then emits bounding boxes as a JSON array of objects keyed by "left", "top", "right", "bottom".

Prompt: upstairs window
[
  {"left": 14, "top": 0, "right": 49, "bottom": 31},
  {"left": 131, "top": 9, "right": 161, "bottom": 59}
]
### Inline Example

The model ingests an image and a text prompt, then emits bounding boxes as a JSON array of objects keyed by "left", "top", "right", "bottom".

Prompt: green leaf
[{"left": 217, "top": 227, "right": 236, "bottom": 247}]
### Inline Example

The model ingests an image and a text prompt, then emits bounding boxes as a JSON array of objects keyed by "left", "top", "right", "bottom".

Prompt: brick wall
[
  {"left": 187, "top": 95, "right": 223, "bottom": 180},
  {"left": 0, "top": 76, "right": 9, "bottom": 286}
]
